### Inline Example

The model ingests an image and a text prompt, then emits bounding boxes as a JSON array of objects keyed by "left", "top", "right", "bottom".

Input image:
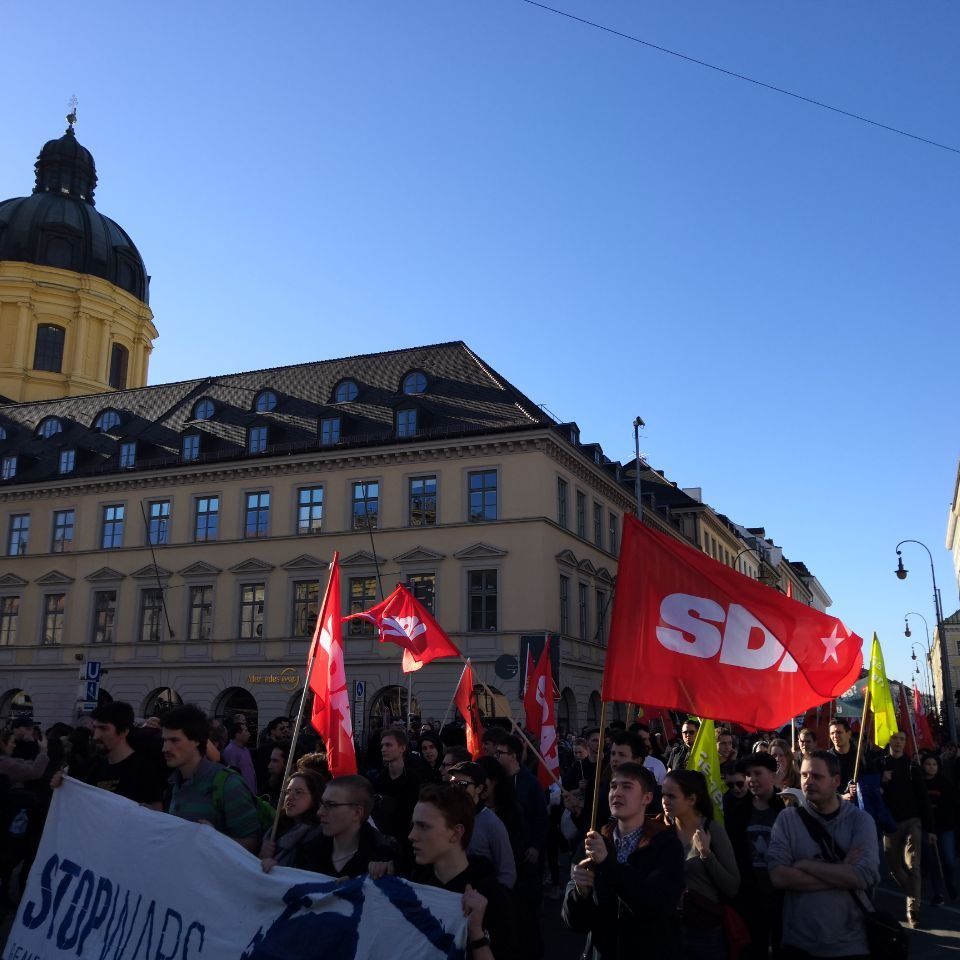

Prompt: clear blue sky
[{"left": 3, "top": 1, "right": 959, "bottom": 691}]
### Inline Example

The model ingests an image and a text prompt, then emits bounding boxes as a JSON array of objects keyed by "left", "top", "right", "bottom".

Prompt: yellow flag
[
  {"left": 686, "top": 718, "right": 725, "bottom": 824},
  {"left": 868, "top": 633, "right": 899, "bottom": 748}
]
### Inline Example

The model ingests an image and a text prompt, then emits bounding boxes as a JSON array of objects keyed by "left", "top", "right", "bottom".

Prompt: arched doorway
[
  {"left": 213, "top": 687, "right": 259, "bottom": 736},
  {"left": 143, "top": 687, "right": 183, "bottom": 719},
  {"left": 587, "top": 691, "right": 602, "bottom": 727},
  {"left": 368, "top": 685, "right": 421, "bottom": 738},
  {"left": 474, "top": 684, "right": 509, "bottom": 719},
  {"left": 557, "top": 687, "right": 578, "bottom": 736},
  {"left": 0, "top": 689, "right": 32, "bottom": 721}
]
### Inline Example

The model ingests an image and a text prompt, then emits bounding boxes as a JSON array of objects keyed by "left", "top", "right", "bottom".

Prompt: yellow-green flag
[
  {"left": 686, "top": 718, "right": 725, "bottom": 824},
  {"left": 868, "top": 633, "right": 899, "bottom": 748}
]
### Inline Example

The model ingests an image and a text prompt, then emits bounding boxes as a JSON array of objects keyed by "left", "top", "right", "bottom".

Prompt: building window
[
  {"left": 319, "top": 417, "right": 340, "bottom": 446},
  {"left": 468, "top": 471, "right": 497, "bottom": 522},
  {"left": 247, "top": 425, "right": 268, "bottom": 454},
  {"left": 147, "top": 500, "right": 171, "bottom": 545},
  {"left": 1, "top": 456, "right": 16, "bottom": 480},
  {"left": 109, "top": 344, "right": 129, "bottom": 389},
  {"left": 245, "top": 491, "right": 270, "bottom": 538},
  {"left": 51, "top": 509, "right": 74, "bottom": 552},
  {"left": 57, "top": 448, "right": 76, "bottom": 474},
  {"left": 41, "top": 593, "right": 65, "bottom": 645},
  {"left": 297, "top": 486, "right": 324, "bottom": 534},
  {"left": 7, "top": 514, "right": 29, "bottom": 556},
  {"left": 92, "top": 591, "right": 117, "bottom": 644},
  {"left": 560, "top": 575, "right": 570, "bottom": 635},
  {"left": 408, "top": 573, "right": 436, "bottom": 614},
  {"left": 181, "top": 434, "right": 200, "bottom": 462},
  {"left": 94, "top": 409, "right": 122, "bottom": 432},
  {"left": 255, "top": 390, "right": 278, "bottom": 413},
  {"left": 102, "top": 504, "right": 124, "bottom": 549},
  {"left": 609, "top": 513, "right": 618, "bottom": 554},
  {"left": 402, "top": 371, "right": 428, "bottom": 395},
  {"left": 194, "top": 496, "right": 219, "bottom": 541},
  {"left": 193, "top": 399, "right": 215, "bottom": 421},
  {"left": 38, "top": 418, "right": 63, "bottom": 438},
  {"left": 0, "top": 597, "right": 19, "bottom": 645},
  {"left": 593, "top": 503, "right": 603, "bottom": 547},
  {"left": 396, "top": 409, "right": 417, "bottom": 438},
  {"left": 578, "top": 583, "right": 588, "bottom": 640},
  {"left": 292, "top": 581, "right": 320, "bottom": 638},
  {"left": 557, "top": 478, "right": 568, "bottom": 528},
  {"left": 596, "top": 589, "right": 607, "bottom": 643},
  {"left": 352, "top": 481, "right": 379, "bottom": 530},
  {"left": 468, "top": 570, "right": 498, "bottom": 631},
  {"left": 188, "top": 585, "right": 214, "bottom": 641},
  {"left": 334, "top": 380, "right": 359, "bottom": 403},
  {"left": 348, "top": 577, "right": 378, "bottom": 636},
  {"left": 140, "top": 589, "right": 165, "bottom": 642},
  {"left": 409, "top": 476, "right": 437, "bottom": 526},
  {"left": 576, "top": 491, "right": 586, "bottom": 538},
  {"left": 119, "top": 441, "right": 136, "bottom": 469},
  {"left": 239, "top": 584, "right": 265, "bottom": 638},
  {"left": 34, "top": 325, "right": 65, "bottom": 373}
]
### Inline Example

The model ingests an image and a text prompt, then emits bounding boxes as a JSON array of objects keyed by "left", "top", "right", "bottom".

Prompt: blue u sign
[{"left": 85, "top": 661, "right": 101, "bottom": 682}]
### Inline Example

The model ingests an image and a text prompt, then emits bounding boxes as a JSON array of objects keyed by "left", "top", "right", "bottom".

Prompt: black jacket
[
  {"left": 295, "top": 821, "right": 398, "bottom": 878},
  {"left": 924, "top": 773, "right": 958, "bottom": 834},
  {"left": 882, "top": 754, "right": 932, "bottom": 830}
]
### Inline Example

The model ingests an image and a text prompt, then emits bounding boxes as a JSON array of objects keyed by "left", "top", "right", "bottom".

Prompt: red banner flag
[
  {"left": 913, "top": 686, "right": 935, "bottom": 750},
  {"left": 523, "top": 639, "right": 561, "bottom": 788},
  {"left": 896, "top": 684, "right": 915, "bottom": 757},
  {"left": 343, "top": 584, "right": 460, "bottom": 673},
  {"left": 603, "top": 517, "right": 863, "bottom": 730},
  {"left": 454, "top": 661, "right": 484, "bottom": 758},
  {"left": 308, "top": 556, "right": 357, "bottom": 777}
]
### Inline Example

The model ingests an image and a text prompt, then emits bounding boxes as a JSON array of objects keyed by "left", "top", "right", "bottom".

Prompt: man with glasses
[
  {"left": 448, "top": 761, "right": 516, "bottom": 888},
  {"left": 722, "top": 760, "right": 750, "bottom": 818},
  {"left": 441, "top": 746, "right": 472, "bottom": 776},
  {"left": 667, "top": 719, "right": 700, "bottom": 771}
]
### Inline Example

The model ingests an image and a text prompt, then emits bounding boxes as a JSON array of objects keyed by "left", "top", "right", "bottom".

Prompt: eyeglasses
[
  {"left": 494, "top": 749, "right": 511, "bottom": 757},
  {"left": 318, "top": 800, "right": 360, "bottom": 810},
  {"left": 730, "top": 780, "right": 747, "bottom": 789},
  {"left": 448, "top": 779, "right": 474, "bottom": 789}
]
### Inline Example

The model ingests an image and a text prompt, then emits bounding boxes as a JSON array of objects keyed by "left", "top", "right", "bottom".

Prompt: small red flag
[
  {"left": 343, "top": 584, "right": 460, "bottom": 673},
  {"left": 913, "top": 686, "right": 935, "bottom": 750},
  {"left": 896, "top": 684, "right": 915, "bottom": 757},
  {"left": 523, "top": 640, "right": 560, "bottom": 788},
  {"left": 308, "top": 556, "right": 357, "bottom": 777},
  {"left": 454, "top": 661, "right": 484, "bottom": 758},
  {"left": 603, "top": 517, "right": 863, "bottom": 730}
]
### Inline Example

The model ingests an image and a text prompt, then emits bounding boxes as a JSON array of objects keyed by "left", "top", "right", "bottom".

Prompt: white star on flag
[{"left": 821, "top": 625, "right": 845, "bottom": 664}]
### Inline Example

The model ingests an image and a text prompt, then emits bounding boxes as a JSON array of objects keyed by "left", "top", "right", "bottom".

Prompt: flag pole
[
  {"left": 270, "top": 553, "right": 338, "bottom": 841},
  {"left": 852, "top": 684, "right": 871, "bottom": 783},
  {"left": 588, "top": 700, "right": 609, "bottom": 833},
  {"left": 440, "top": 660, "right": 470, "bottom": 731}
]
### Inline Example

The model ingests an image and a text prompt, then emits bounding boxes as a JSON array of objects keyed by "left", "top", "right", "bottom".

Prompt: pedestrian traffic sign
[
  {"left": 85, "top": 660, "right": 101, "bottom": 682},
  {"left": 355, "top": 681, "right": 366, "bottom": 701},
  {"left": 84, "top": 680, "right": 99, "bottom": 702}
]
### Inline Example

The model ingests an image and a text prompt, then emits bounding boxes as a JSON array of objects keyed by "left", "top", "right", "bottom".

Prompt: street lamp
[
  {"left": 733, "top": 544, "right": 766, "bottom": 579},
  {"left": 895, "top": 540, "right": 957, "bottom": 740},
  {"left": 910, "top": 642, "right": 933, "bottom": 701},
  {"left": 633, "top": 417, "right": 645, "bottom": 520}
]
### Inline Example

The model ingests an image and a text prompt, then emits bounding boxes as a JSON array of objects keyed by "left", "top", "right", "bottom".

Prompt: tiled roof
[{"left": 0, "top": 342, "right": 553, "bottom": 484}]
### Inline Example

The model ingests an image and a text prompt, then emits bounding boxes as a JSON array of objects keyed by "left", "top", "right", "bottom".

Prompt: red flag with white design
[
  {"left": 343, "top": 584, "right": 460, "bottom": 673},
  {"left": 913, "top": 686, "right": 935, "bottom": 750},
  {"left": 308, "top": 555, "right": 357, "bottom": 776},
  {"left": 454, "top": 660, "right": 484, "bottom": 758},
  {"left": 523, "top": 639, "right": 561, "bottom": 788},
  {"left": 603, "top": 517, "right": 863, "bottom": 730}
]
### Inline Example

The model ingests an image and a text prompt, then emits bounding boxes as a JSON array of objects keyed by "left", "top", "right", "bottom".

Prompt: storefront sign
[{"left": 246, "top": 666, "right": 301, "bottom": 690}]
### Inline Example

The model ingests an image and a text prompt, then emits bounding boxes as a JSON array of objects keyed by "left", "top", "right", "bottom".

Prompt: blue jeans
[{"left": 924, "top": 829, "right": 957, "bottom": 899}]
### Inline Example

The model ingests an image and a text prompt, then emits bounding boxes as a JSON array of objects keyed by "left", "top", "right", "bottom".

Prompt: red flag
[
  {"left": 308, "top": 556, "right": 357, "bottom": 776},
  {"left": 603, "top": 517, "right": 863, "bottom": 730},
  {"left": 896, "top": 685, "right": 915, "bottom": 757},
  {"left": 799, "top": 700, "right": 834, "bottom": 749},
  {"left": 454, "top": 661, "right": 484, "bottom": 758},
  {"left": 523, "top": 640, "right": 560, "bottom": 788},
  {"left": 343, "top": 584, "right": 460, "bottom": 673},
  {"left": 913, "top": 686, "right": 935, "bottom": 750}
]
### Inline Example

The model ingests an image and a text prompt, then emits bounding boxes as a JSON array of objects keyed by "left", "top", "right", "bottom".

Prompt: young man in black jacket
[{"left": 562, "top": 762, "right": 684, "bottom": 959}]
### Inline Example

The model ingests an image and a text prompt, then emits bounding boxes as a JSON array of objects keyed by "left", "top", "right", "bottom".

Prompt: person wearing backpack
[{"left": 162, "top": 704, "right": 261, "bottom": 853}]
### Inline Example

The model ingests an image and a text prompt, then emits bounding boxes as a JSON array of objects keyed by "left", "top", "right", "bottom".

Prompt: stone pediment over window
[
  {"left": 341, "top": 550, "right": 387, "bottom": 567},
  {"left": 281, "top": 554, "right": 328, "bottom": 571},
  {"left": 178, "top": 561, "right": 223, "bottom": 578},
  {"left": 555, "top": 549, "right": 579, "bottom": 568},
  {"left": 229, "top": 558, "right": 275, "bottom": 574},
  {"left": 454, "top": 542, "right": 508, "bottom": 560},
  {"left": 131, "top": 563, "right": 172, "bottom": 580},
  {"left": 596, "top": 566, "right": 614, "bottom": 583},
  {"left": 35, "top": 570, "right": 74, "bottom": 586},
  {"left": 578, "top": 559, "right": 597, "bottom": 576},
  {"left": 0, "top": 572, "right": 28, "bottom": 588},
  {"left": 394, "top": 546, "right": 445, "bottom": 564},
  {"left": 86, "top": 567, "right": 125, "bottom": 583}
]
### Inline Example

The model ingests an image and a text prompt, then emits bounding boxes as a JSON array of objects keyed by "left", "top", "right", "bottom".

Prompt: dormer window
[
  {"left": 58, "top": 449, "right": 76, "bottom": 474},
  {"left": 192, "top": 398, "right": 215, "bottom": 421},
  {"left": 1, "top": 456, "right": 16, "bottom": 480},
  {"left": 333, "top": 380, "right": 359, "bottom": 403},
  {"left": 594, "top": 449, "right": 602, "bottom": 465},
  {"left": 0, "top": 427, "right": 7, "bottom": 441},
  {"left": 255, "top": 390, "right": 278, "bottom": 413},
  {"left": 319, "top": 417, "right": 341, "bottom": 446},
  {"left": 37, "top": 417, "right": 62, "bottom": 439},
  {"left": 119, "top": 441, "right": 137, "bottom": 469},
  {"left": 402, "top": 371, "right": 428, "bottom": 395},
  {"left": 396, "top": 409, "right": 418, "bottom": 438},
  {"left": 247, "top": 425, "right": 268, "bottom": 454},
  {"left": 182, "top": 434, "right": 201, "bottom": 462},
  {"left": 94, "top": 409, "right": 122, "bottom": 432},
  {"left": 570, "top": 426, "right": 580, "bottom": 444}
]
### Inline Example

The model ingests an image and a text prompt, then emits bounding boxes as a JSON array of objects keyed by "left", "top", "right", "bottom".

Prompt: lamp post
[
  {"left": 904, "top": 611, "right": 933, "bottom": 701},
  {"left": 633, "top": 417, "right": 645, "bottom": 521},
  {"left": 733, "top": 544, "right": 766, "bottom": 579},
  {"left": 910, "top": 642, "right": 933, "bottom": 702},
  {"left": 895, "top": 540, "right": 957, "bottom": 740}
]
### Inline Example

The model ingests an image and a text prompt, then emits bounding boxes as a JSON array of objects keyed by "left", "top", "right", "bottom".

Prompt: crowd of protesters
[{"left": 1, "top": 702, "right": 958, "bottom": 959}]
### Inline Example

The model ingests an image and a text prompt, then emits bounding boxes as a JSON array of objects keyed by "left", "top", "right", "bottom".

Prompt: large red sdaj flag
[{"left": 603, "top": 517, "right": 863, "bottom": 730}]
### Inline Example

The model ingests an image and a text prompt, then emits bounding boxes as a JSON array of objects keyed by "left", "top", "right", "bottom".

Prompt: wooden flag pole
[
  {"left": 270, "top": 553, "right": 338, "bottom": 841},
  {"left": 439, "top": 660, "right": 470, "bottom": 732},
  {"left": 852, "top": 684, "right": 872, "bottom": 783},
  {"left": 588, "top": 700, "right": 609, "bottom": 833}
]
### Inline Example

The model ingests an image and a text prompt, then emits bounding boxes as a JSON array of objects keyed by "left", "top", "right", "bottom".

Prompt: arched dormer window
[
  {"left": 401, "top": 371, "right": 428, "bottom": 395},
  {"left": 254, "top": 390, "right": 278, "bottom": 413},
  {"left": 192, "top": 398, "right": 215, "bottom": 421},
  {"left": 94, "top": 409, "right": 122, "bottom": 432},
  {"left": 34, "top": 325, "right": 65, "bottom": 373},
  {"left": 37, "top": 417, "right": 63, "bottom": 439},
  {"left": 109, "top": 344, "right": 129, "bottom": 389},
  {"left": 333, "top": 379, "right": 359, "bottom": 403}
]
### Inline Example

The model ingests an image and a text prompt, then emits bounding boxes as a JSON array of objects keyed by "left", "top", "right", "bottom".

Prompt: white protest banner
[{"left": 3, "top": 778, "right": 467, "bottom": 960}]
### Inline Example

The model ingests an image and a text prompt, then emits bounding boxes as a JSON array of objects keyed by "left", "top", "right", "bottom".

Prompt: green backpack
[{"left": 211, "top": 768, "right": 276, "bottom": 833}]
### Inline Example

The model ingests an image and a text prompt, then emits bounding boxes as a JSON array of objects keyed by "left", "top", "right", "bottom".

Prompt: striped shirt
[{"left": 168, "top": 757, "right": 260, "bottom": 839}]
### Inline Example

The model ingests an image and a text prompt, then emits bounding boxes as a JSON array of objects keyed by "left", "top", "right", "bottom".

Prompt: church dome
[{"left": 0, "top": 122, "right": 149, "bottom": 303}]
